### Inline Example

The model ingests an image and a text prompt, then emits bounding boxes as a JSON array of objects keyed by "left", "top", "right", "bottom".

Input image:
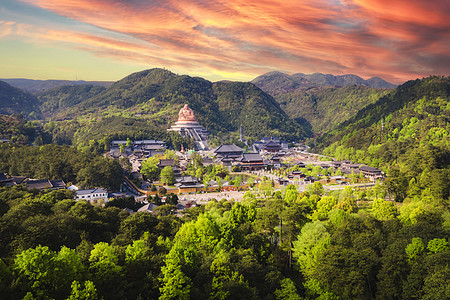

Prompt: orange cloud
[{"left": 12, "top": 0, "right": 450, "bottom": 83}]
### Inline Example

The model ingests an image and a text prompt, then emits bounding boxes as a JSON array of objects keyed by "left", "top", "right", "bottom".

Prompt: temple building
[{"left": 168, "top": 104, "right": 209, "bottom": 150}]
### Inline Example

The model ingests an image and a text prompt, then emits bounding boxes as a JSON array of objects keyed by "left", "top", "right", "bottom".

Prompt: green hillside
[
  {"left": 0, "top": 81, "right": 41, "bottom": 119},
  {"left": 275, "top": 85, "right": 390, "bottom": 133},
  {"left": 43, "top": 69, "right": 309, "bottom": 147},
  {"left": 316, "top": 76, "right": 450, "bottom": 201},
  {"left": 0, "top": 114, "right": 50, "bottom": 145},
  {"left": 251, "top": 72, "right": 393, "bottom": 133},
  {"left": 37, "top": 84, "right": 106, "bottom": 118}
]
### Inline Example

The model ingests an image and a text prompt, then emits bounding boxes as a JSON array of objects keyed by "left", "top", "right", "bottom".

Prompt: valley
[{"left": 0, "top": 70, "right": 448, "bottom": 300}]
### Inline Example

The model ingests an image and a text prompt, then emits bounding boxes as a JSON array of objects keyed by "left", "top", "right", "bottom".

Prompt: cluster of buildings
[
  {"left": 0, "top": 174, "right": 66, "bottom": 190},
  {"left": 109, "top": 139, "right": 166, "bottom": 158},
  {"left": 0, "top": 104, "right": 385, "bottom": 208},
  {"left": 212, "top": 136, "right": 290, "bottom": 172},
  {"left": 287, "top": 159, "right": 383, "bottom": 183},
  {"left": 0, "top": 173, "right": 111, "bottom": 204}
]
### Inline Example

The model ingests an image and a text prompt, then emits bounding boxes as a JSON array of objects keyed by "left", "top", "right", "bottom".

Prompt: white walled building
[{"left": 76, "top": 188, "right": 109, "bottom": 203}]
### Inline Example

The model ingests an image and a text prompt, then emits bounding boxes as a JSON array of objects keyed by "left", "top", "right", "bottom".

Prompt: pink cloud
[{"left": 15, "top": 0, "right": 450, "bottom": 83}]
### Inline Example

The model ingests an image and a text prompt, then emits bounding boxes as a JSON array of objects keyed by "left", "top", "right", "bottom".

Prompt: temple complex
[{"left": 168, "top": 104, "right": 209, "bottom": 150}]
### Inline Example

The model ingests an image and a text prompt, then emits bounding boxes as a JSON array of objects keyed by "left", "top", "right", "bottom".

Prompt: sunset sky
[{"left": 1, "top": 0, "right": 449, "bottom": 84}]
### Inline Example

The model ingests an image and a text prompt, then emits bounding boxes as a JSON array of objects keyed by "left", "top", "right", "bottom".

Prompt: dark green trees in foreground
[
  {"left": 0, "top": 183, "right": 448, "bottom": 299},
  {"left": 0, "top": 144, "right": 123, "bottom": 190}
]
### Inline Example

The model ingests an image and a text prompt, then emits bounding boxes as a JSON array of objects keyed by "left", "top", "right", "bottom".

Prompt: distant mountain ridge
[
  {"left": 252, "top": 71, "right": 396, "bottom": 95},
  {"left": 0, "top": 81, "right": 41, "bottom": 118},
  {"left": 32, "top": 68, "right": 310, "bottom": 145},
  {"left": 250, "top": 71, "right": 394, "bottom": 133},
  {"left": 1, "top": 78, "right": 113, "bottom": 93}
]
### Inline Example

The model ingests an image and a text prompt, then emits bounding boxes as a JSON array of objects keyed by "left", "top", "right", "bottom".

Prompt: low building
[
  {"left": 238, "top": 153, "right": 266, "bottom": 171},
  {"left": 76, "top": 188, "right": 109, "bottom": 203},
  {"left": 202, "top": 157, "right": 214, "bottom": 166},
  {"left": 133, "top": 140, "right": 165, "bottom": 152},
  {"left": 176, "top": 176, "right": 204, "bottom": 193},
  {"left": 110, "top": 140, "right": 128, "bottom": 148},
  {"left": 213, "top": 144, "right": 244, "bottom": 158},
  {"left": 277, "top": 178, "right": 290, "bottom": 186},
  {"left": 158, "top": 159, "right": 175, "bottom": 168},
  {"left": 296, "top": 161, "right": 306, "bottom": 168},
  {"left": 253, "top": 137, "right": 287, "bottom": 154},
  {"left": 359, "top": 166, "right": 383, "bottom": 180},
  {"left": 270, "top": 155, "right": 282, "bottom": 169},
  {"left": 0, "top": 174, "right": 27, "bottom": 187},
  {"left": 26, "top": 179, "right": 66, "bottom": 191}
]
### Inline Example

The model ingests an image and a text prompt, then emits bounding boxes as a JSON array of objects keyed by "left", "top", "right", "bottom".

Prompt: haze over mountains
[
  {"left": 2, "top": 71, "right": 396, "bottom": 94},
  {"left": 252, "top": 71, "right": 397, "bottom": 95},
  {"left": 0, "top": 79, "right": 113, "bottom": 93}
]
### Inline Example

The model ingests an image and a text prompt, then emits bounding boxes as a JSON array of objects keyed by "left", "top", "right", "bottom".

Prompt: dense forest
[
  {"left": 37, "top": 85, "right": 107, "bottom": 118},
  {"left": 0, "top": 115, "right": 51, "bottom": 145},
  {"left": 0, "top": 81, "right": 41, "bottom": 119},
  {"left": 272, "top": 85, "right": 390, "bottom": 133},
  {"left": 315, "top": 76, "right": 450, "bottom": 202},
  {"left": 0, "top": 182, "right": 448, "bottom": 299},
  {"left": 0, "top": 144, "right": 123, "bottom": 190}
]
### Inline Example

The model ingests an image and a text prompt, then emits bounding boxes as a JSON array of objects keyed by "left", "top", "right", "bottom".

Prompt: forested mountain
[
  {"left": 273, "top": 85, "right": 390, "bottom": 133},
  {"left": 41, "top": 69, "right": 309, "bottom": 146},
  {"left": 252, "top": 71, "right": 396, "bottom": 94},
  {"left": 0, "top": 115, "right": 50, "bottom": 145},
  {"left": 0, "top": 81, "right": 41, "bottom": 119},
  {"left": 1, "top": 78, "right": 113, "bottom": 93},
  {"left": 316, "top": 76, "right": 450, "bottom": 201},
  {"left": 251, "top": 72, "right": 394, "bottom": 133},
  {"left": 37, "top": 85, "right": 106, "bottom": 118}
]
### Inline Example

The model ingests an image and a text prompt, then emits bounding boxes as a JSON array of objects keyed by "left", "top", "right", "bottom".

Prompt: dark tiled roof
[
  {"left": 240, "top": 153, "right": 263, "bottom": 163},
  {"left": 203, "top": 157, "right": 214, "bottom": 164},
  {"left": 0, "top": 176, "right": 27, "bottom": 187},
  {"left": 50, "top": 180, "right": 66, "bottom": 189},
  {"left": 158, "top": 159, "right": 175, "bottom": 167},
  {"left": 214, "top": 144, "right": 244, "bottom": 153},
  {"left": 359, "top": 166, "right": 382, "bottom": 172},
  {"left": 111, "top": 140, "right": 127, "bottom": 145},
  {"left": 263, "top": 141, "right": 282, "bottom": 148},
  {"left": 26, "top": 179, "right": 53, "bottom": 190},
  {"left": 142, "top": 144, "right": 164, "bottom": 150},
  {"left": 179, "top": 176, "right": 198, "bottom": 184},
  {"left": 0, "top": 173, "right": 8, "bottom": 181},
  {"left": 133, "top": 140, "right": 164, "bottom": 145}
]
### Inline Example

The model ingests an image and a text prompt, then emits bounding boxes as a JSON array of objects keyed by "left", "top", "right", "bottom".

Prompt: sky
[{"left": 0, "top": 0, "right": 449, "bottom": 84}]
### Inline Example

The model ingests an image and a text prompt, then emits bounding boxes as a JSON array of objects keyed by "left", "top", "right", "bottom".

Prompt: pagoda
[{"left": 168, "top": 104, "right": 209, "bottom": 148}]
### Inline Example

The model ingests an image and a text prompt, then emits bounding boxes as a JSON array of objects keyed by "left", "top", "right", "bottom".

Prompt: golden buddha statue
[{"left": 178, "top": 104, "right": 196, "bottom": 122}]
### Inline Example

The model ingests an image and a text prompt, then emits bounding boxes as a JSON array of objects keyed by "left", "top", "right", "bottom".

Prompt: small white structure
[
  {"left": 76, "top": 188, "right": 109, "bottom": 203},
  {"left": 67, "top": 185, "right": 79, "bottom": 191}
]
